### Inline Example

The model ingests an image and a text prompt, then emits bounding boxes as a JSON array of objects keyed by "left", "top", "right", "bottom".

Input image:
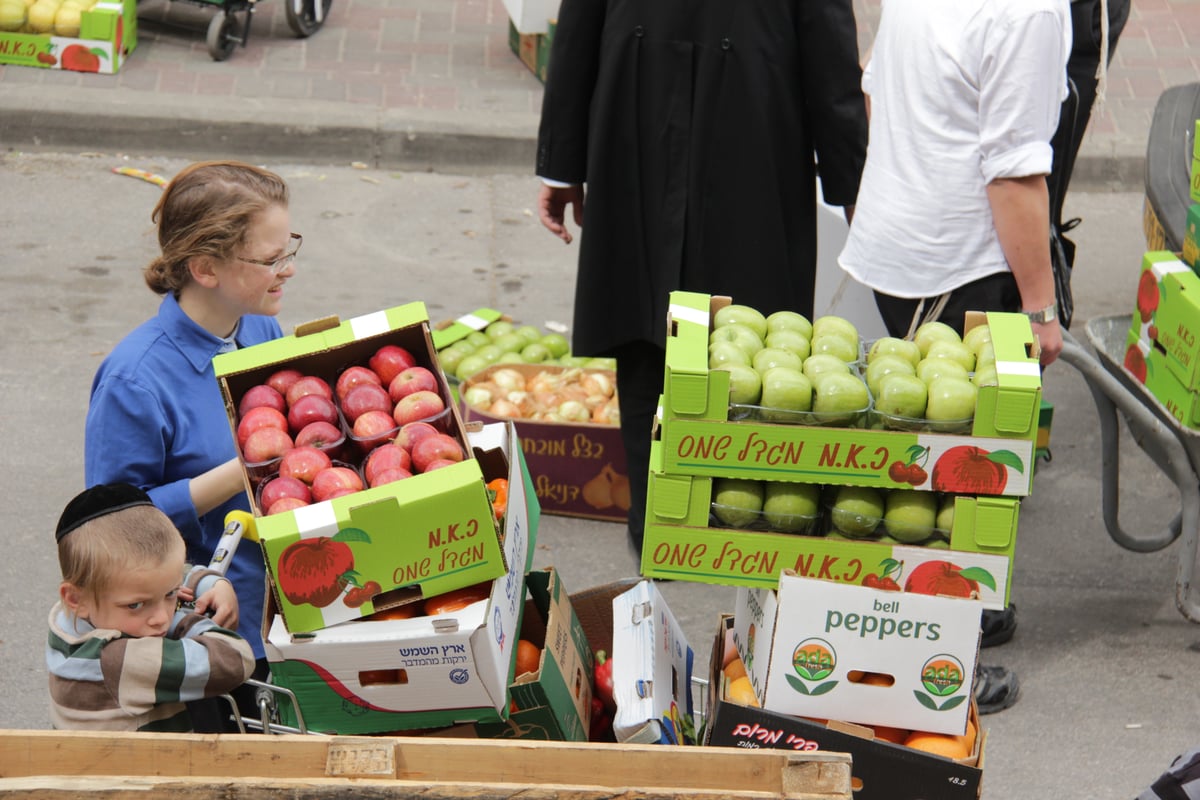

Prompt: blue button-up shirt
[{"left": 84, "top": 293, "right": 282, "bottom": 658}]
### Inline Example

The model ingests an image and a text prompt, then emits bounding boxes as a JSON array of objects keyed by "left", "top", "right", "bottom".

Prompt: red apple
[
  {"left": 930, "top": 446, "right": 1008, "bottom": 495},
  {"left": 267, "top": 496, "right": 310, "bottom": 516},
  {"left": 341, "top": 382, "right": 393, "bottom": 424},
  {"left": 260, "top": 475, "right": 312, "bottom": 511},
  {"left": 288, "top": 393, "right": 339, "bottom": 433},
  {"left": 364, "top": 443, "right": 412, "bottom": 485},
  {"left": 278, "top": 446, "right": 333, "bottom": 485},
  {"left": 277, "top": 537, "right": 355, "bottom": 607},
  {"left": 325, "top": 487, "right": 360, "bottom": 500},
  {"left": 295, "top": 420, "right": 343, "bottom": 449},
  {"left": 392, "top": 390, "right": 445, "bottom": 426},
  {"left": 369, "top": 344, "right": 417, "bottom": 385},
  {"left": 285, "top": 375, "right": 333, "bottom": 407},
  {"left": 904, "top": 560, "right": 981, "bottom": 598},
  {"left": 238, "top": 384, "right": 286, "bottom": 417},
  {"left": 411, "top": 432, "right": 465, "bottom": 473},
  {"left": 312, "top": 466, "right": 364, "bottom": 502},
  {"left": 336, "top": 365, "right": 383, "bottom": 401},
  {"left": 395, "top": 421, "right": 439, "bottom": 452},
  {"left": 242, "top": 426, "right": 294, "bottom": 463},
  {"left": 421, "top": 458, "right": 459, "bottom": 472},
  {"left": 388, "top": 366, "right": 439, "bottom": 403},
  {"left": 237, "top": 406, "right": 289, "bottom": 447},
  {"left": 371, "top": 467, "right": 413, "bottom": 487},
  {"left": 267, "top": 369, "right": 304, "bottom": 397},
  {"left": 352, "top": 410, "right": 399, "bottom": 451}
]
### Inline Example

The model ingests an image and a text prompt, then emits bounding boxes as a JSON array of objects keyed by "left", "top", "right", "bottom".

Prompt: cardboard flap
[
  {"left": 988, "top": 386, "right": 1037, "bottom": 433},
  {"left": 294, "top": 315, "right": 341, "bottom": 337},
  {"left": 969, "top": 496, "right": 1019, "bottom": 549},
  {"left": 650, "top": 473, "right": 696, "bottom": 520}
]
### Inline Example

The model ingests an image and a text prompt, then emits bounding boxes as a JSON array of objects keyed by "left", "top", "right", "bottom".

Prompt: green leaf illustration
[
  {"left": 957, "top": 567, "right": 996, "bottom": 592},
  {"left": 785, "top": 674, "right": 811, "bottom": 695},
  {"left": 809, "top": 680, "right": 838, "bottom": 696},
  {"left": 986, "top": 449, "right": 1025, "bottom": 474},
  {"left": 333, "top": 527, "right": 372, "bottom": 544},
  {"left": 914, "top": 691, "right": 938, "bottom": 710},
  {"left": 938, "top": 695, "right": 967, "bottom": 712}
]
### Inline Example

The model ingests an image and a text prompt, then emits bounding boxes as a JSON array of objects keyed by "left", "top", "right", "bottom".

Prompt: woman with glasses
[{"left": 82, "top": 160, "right": 299, "bottom": 731}]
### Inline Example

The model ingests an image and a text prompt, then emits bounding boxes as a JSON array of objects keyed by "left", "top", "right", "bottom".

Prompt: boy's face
[{"left": 62, "top": 542, "right": 187, "bottom": 638}]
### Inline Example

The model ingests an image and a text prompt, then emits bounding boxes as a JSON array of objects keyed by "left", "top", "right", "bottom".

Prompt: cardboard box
[
  {"left": 461, "top": 363, "right": 629, "bottom": 523},
  {"left": 610, "top": 580, "right": 696, "bottom": 745},
  {"left": 659, "top": 292, "right": 1041, "bottom": 496},
  {"left": 507, "top": 18, "right": 554, "bottom": 83},
  {"left": 642, "top": 440, "right": 1017, "bottom": 609},
  {"left": 734, "top": 576, "right": 981, "bottom": 735},
  {"left": 1128, "top": 251, "right": 1195, "bottom": 345},
  {"left": 1184, "top": 204, "right": 1200, "bottom": 273},
  {"left": 474, "top": 567, "right": 594, "bottom": 741},
  {"left": 262, "top": 423, "right": 536, "bottom": 734},
  {"left": 430, "top": 307, "right": 506, "bottom": 352},
  {"left": 215, "top": 304, "right": 529, "bottom": 633},
  {"left": 1122, "top": 331, "right": 1200, "bottom": 429},
  {"left": 1141, "top": 263, "right": 1200, "bottom": 391},
  {"left": 0, "top": 0, "right": 135, "bottom": 73},
  {"left": 705, "top": 616, "right": 984, "bottom": 800},
  {"left": 503, "top": 0, "right": 557, "bottom": 34}
]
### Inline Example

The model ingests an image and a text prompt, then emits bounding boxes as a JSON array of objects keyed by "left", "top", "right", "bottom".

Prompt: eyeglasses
[{"left": 238, "top": 232, "right": 302, "bottom": 274}]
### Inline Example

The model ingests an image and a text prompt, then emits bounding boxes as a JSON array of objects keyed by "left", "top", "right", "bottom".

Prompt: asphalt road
[{"left": 0, "top": 150, "right": 1195, "bottom": 798}]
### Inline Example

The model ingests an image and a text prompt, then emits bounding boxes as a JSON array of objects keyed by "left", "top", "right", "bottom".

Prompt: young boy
[{"left": 47, "top": 483, "right": 256, "bottom": 731}]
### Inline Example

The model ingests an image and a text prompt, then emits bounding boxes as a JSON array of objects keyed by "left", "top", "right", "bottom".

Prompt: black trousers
[
  {"left": 873, "top": 272, "right": 1022, "bottom": 339},
  {"left": 605, "top": 340, "right": 666, "bottom": 552}
]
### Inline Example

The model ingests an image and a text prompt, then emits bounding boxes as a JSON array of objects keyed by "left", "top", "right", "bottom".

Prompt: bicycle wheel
[{"left": 285, "top": 0, "right": 330, "bottom": 37}]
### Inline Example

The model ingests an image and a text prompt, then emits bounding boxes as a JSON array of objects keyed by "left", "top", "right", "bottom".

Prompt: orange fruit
[
  {"left": 727, "top": 676, "right": 760, "bottom": 707},
  {"left": 515, "top": 639, "right": 541, "bottom": 677},
  {"left": 364, "top": 603, "right": 418, "bottom": 621},
  {"left": 956, "top": 718, "right": 978, "bottom": 753},
  {"left": 871, "top": 724, "right": 911, "bottom": 744},
  {"left": 723, "top": 657, "right": 748, "bottom": 682},
  {"left": 902, "top": 730, "right": 970, "bottom": 760},
  {"left": 423, "top": 580, "right": 492, "bottom": 616}
]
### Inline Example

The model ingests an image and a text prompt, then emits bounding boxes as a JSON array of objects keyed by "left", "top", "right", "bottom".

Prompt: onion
[
  {"left": 488, "top": 398, "right": 522, "bottom": 418},
  {"left": 491, "top": 367, "right": 527, "bottom": 393},
  {"left": 462, "top": 385, "right": 494, "bottom": 410},
  {"left": 557, "top": 399, "right": 591, "bottom": 423},
  {"left": 582, "top": 372, "right": 614, "bottom": 397}
]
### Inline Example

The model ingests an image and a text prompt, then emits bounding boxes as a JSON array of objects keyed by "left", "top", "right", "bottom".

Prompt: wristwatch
[{"left": 1023, "top": 304, "right": 1058, "bottom": 324}]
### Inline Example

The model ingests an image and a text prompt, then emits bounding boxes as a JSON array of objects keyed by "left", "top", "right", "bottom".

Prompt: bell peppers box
[
  {"left": 611, "top": 579, "right": 696, "bottom": 745},
  {"left": 214, "top": 303, "right": 525, "bottom": 633},
  {"left": 0, "top": 0, "right": 135, "bottom": 74},
  {"left": 659, "top": 291, "right": 1041, "bottom": 497},
  {"left": 733, "top": 574, "right": 981, "bottom": 735},
  {"left": 262, "top": 422, "right": 536, "bottom": 734},
  {"left": 474, "top": 567, "right": 594, "bottom": 741},
  {"left": 705, "top": 616, "right": 985, "bottom": 800},
  {"left": 642, "top": 439, "right": 1017, "bottom": 609},
  {"left": 460, "top": 363, "right": 630, "bottom": 523}
]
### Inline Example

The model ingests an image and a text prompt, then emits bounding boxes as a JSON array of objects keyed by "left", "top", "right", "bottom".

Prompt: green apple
[
  {"left": 866, "top": 354, "right": 917, "bottom": 397},
  {"left": 710, "top": 323, "right": 764, "bottom": 359},
  {"left": 975, "top": 341, "right": 996, "bottom": 369},
  {"left": 713, "top": 477, "right": 765, "bottom": 529},
  {"left": 752, "top": 346, "right": 804, "bottom": 374},
  {"left": 474, "top": 344, "right": 503, "bottom": 364},
  {"left": 802, "top": 353, "right": 851, "bottom": 382},
  {"left": 916, "top": 357, "right": 970, "bottom": 385},
  {"left": 812, "top": 315, "right": 860, "bottom": 349},
  {"left": 936, "top": 494, "right": 956, "bottom": 533},
  {"left": 759, "top": 366, "right": 813, "bottom": 420},
  {"left": 710, "top": 340, "right": 752, "bottom": 369},
  {"left": 515, "top": 325, "right": 543, "bottom": 346},
  {"left": 963, "top": 324, "right": 992, "bottom": 356},
  {"left": 540, "top": 333, "right": 571, "bottom": 358},
  {"left": 722, "top": 363, "right": 763, "bottom": 405},
  {"left": 883, "top": 489, "right": 938, "bottom": 543},
  {"left": 765, "top": 329, "right": 812, "bottom": 361},
  {"left": 762, "top": 481, "right": 821, "bottom": 533},
  {"left": 875, "top": 373, "right": 928, "bottom": 419},
  {"left": 766, "top": 310, "right": 814, "bottom": 339},
  {"left": 559, "top": 355, "right": 591, "bottom": 368},
  {"left": 521, "top": 342, "right": 552, "bottom": 363},
  {"left": 466, "top": 331, "right": 491, "bottom": 348},
  {"left": 810, "top": 334, "right": 859, "bottom": 364},
  {"left": 812, "top": 372, "right": 870, "bottom": 420},
  {"left": 485, "top": 320, "right": 516, "bottom": 340},
  {"left": 491, "top": 332, "right": 526, "bottom": 354},
  {"left": 438, "top": 347, "right": 468, "bottom": 375},
  {"left": 830, "top": 485, "right": 884, "bottom": 538},
  {"left": 714, "top": 303, "right": 768, "bottom": 340},
  {"left": 925, "top": 376, "right": 978, "bottom": 421},
  {"left": 455, "top": 353, "right": 490, "bottom": 382},
  {"left": 585, "top": 357, "right": 618, "bottom": 370},
  {"left": 913, "top": 320, "right": 961, "bottom": 357},
  {"left": 868, "top": 336, "right": 922, "bottom": 368},
  {"left": 925, "top": 339, "right": 976, "bottom": 372},
  {"left": 496, "top": 351, "right": 526, "bottom": 364},
  {"left": 972, "top": 363, "right": 999, "bottom": 387}
]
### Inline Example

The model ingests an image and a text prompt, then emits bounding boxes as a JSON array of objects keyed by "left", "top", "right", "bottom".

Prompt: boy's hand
[{"left": 192, "top": 579, "right": 239, "bottom": 630}]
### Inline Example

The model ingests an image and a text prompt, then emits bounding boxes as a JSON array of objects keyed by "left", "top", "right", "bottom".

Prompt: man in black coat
[{"left": 536, "top": 0, "right": 869, "bottom": 552}]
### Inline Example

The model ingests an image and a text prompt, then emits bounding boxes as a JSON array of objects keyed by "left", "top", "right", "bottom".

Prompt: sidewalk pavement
[{"left": 0, "top": 0, "right": 1194, "bottom": 184}]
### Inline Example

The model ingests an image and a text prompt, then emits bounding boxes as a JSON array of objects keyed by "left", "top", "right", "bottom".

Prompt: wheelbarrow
[
  {"left": 1057, "top": 316, "right": 1200, "bottom": 622},
  {"left": 144, "top": 0, "right": 330, "bottom": 61}
]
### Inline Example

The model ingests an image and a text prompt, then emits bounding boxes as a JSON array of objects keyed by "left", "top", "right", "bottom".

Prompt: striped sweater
[{"left": 46, "top": 569, "right": 256, "bottom": 731}]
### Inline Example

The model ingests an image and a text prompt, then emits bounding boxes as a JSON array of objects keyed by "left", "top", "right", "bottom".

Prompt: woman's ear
[{"left": 187, "top": 255, "right": 221, "bottom": 289}]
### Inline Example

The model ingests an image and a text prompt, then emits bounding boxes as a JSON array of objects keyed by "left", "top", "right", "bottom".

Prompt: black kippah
[{"left": 56, "top": 483, "right": 155, "bottom": 542}]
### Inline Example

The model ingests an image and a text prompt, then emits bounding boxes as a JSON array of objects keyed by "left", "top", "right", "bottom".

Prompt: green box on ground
[
  {"left": 659, "top": 292, "right": 1041, "bottom": 496},
  {"left": 263, "top": 421, "right": 536, "bottom": 734},
  {"left": 474, "top": 567, "right": 594, "bottom": 742},
  {"left": 0, "top": 0, "right": 135, "bottom": 73},
  {"left": 704, "top": 616, "right": 985, "bottom": 800},
  {"left": 215, "top": 303, "right": 527, "bottom": 633}
]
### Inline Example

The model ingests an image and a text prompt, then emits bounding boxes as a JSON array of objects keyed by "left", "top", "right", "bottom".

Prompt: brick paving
[{"left": 0, "top": 0, "right": 1196, "bottom": 176}]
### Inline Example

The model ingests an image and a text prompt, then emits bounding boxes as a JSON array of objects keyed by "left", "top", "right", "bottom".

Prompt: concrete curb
[{"left": 1, "top": 84, "right": 1144, "bottom": 189}]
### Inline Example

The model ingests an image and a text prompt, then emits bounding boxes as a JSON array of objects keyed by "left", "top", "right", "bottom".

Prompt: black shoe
[
  {"left": 980, "top": 604, "right": 1017, "bottom": 648},
  {"left": 974, "top": 665, "right": 1019, "bottom": 714}
]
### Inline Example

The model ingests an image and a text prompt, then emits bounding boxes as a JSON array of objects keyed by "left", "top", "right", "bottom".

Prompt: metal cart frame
[
  {"left": 1058, "top": 316, "right": 1200, "bottom": 622},
  {"left": 145, "top": 0, "right": 331, "bottom": 61}
]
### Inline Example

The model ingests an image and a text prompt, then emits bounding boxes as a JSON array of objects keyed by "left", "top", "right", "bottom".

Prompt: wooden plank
[{"left": 0, "top": 731, "right": 852, "bottom": 800}]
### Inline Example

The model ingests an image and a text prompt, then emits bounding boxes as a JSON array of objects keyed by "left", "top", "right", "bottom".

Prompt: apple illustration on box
[
  {"left": 930, "top": 445, "right": 1022, "bottom": 495},
  {"left": 277, "top": 527, "right": 371, "bottom": 608}
]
